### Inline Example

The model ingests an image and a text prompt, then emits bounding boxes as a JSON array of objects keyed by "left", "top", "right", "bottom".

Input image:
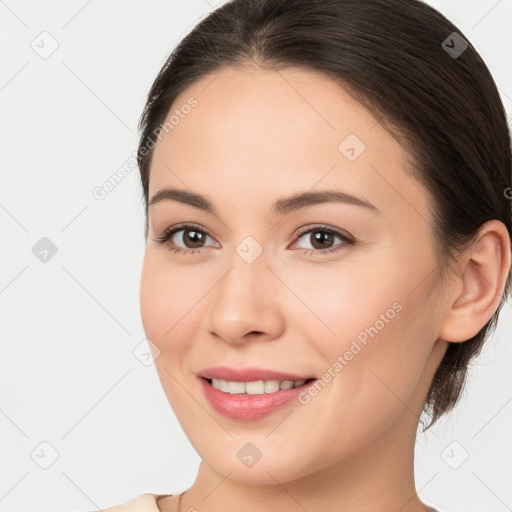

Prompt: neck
[{"left": 178, "top": 409, "right": 431, "bottom": 512}]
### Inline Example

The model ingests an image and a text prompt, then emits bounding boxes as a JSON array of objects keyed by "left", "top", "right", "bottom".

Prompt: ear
[{"left": 439, "top": 220, "right": 511, "bottom": 343}]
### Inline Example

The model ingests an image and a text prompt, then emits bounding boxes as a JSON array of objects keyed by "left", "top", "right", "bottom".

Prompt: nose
[{"left": 204, "top": 249, "right": 284, "bottom": 346}]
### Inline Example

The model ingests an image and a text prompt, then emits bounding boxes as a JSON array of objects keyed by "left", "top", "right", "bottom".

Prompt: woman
[{"left": 106, "top": 0, "right": 511, "bottom": 510}]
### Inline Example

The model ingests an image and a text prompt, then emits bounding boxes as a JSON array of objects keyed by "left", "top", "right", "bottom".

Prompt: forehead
[
  {"left": 148, "top": 64, "right": 429, "bottom": 221},
  {"left": 151, "top": 64, "right": 385, "bottom": 171}
]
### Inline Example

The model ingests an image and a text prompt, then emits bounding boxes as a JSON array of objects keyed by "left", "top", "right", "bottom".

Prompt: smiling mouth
[{"left": 203, "top": 377, "right": 317, "bottom": 395}]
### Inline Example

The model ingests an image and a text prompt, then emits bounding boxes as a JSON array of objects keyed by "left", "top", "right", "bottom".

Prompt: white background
[{"left": 1, "top": 1, "right": 511, "bottom": 511}]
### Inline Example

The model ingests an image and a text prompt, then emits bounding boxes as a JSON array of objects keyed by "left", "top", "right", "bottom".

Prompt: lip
[
  {"left": 197, "top": 366, "right": 317, "bottom": 421},
  {"left": 198, "top": 366, "right": 314, "bottom": 382}
]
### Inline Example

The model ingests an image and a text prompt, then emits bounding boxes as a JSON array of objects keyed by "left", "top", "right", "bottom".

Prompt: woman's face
[{"left": 140, "top": 64, "right": 449, "bottom": 484}]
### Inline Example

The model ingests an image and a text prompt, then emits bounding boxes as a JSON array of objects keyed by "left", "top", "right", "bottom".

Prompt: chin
[
  {"left": 194, "top": 437, "right": 319, "bottom": 485},
  {"left": 208, "top": 458, "right": 307, "bottom": 485}
]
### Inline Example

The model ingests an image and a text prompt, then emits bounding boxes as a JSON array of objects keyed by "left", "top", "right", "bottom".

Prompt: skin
[{"left": 138, "top": 63, "right": 511, "bottom": 512}]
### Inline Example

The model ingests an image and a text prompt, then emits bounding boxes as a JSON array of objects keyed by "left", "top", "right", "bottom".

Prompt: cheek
[
  {"left": 287, "top": 250, "right": 437, "bottom": 423},
  {"left": 139, "top": 251, "right": 205, "bottom": 353},
  {"left": 282, "top": 256, "right": 409, "bottom": 358},
  {"left": 139, "top": 252, "right": 202, "bottom": 414}
]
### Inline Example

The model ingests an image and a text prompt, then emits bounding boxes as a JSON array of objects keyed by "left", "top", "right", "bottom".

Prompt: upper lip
[{"left": 198, "top": 366, "right": 315, "bottom": 382}]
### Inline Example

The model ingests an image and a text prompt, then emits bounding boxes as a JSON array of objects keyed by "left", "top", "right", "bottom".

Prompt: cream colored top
[{"left": 79, "top": 493, "right": 166, "bottom": 512}]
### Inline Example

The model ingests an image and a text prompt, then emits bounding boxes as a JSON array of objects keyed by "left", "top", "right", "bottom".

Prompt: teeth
[
  {"left": 210, "top": 378, "right": 308, "bottom": 395},
  {"left": 264, "top": 380, "right": 280, "bottom": 393},
  {"left": 227, "top": 381, "right": 245, "bottom": 394}
]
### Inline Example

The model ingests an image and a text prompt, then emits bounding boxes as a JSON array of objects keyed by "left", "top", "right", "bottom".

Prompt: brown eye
[
  {"left": 174, "top": 228, "right": 207, "bottom": 249},
  {"left": 154, "top": 223, "right": 218, "bottom": 254},
  {"left": 293, "top": 225, "right": 355, "bottom": 255},
  {"left": 305, "top": 230, "right": 336, "bottom": 250}
]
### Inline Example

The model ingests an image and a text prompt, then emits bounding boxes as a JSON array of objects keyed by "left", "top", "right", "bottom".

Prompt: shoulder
[{"left": 101, "top": 493, "right": 169, "bottom": 512}]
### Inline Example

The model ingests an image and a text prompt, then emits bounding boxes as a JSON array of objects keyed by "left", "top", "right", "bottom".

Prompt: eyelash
[{"left": 153, "top": 222, "right": 355, "bottom": 257}]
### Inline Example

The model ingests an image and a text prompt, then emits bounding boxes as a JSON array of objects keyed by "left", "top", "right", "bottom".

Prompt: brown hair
[{"left": 137, "top": 0, "right": 512, "bottom": 430}]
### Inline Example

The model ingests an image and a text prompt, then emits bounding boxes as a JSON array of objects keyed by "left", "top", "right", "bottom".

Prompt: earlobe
[{"left": 438, "top": 220, "right": 511, "bottom": 343}]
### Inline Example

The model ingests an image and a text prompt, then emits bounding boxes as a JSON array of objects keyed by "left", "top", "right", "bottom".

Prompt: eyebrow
[{"left": 148, "top": 187, "right": 379, "bottom": 216}]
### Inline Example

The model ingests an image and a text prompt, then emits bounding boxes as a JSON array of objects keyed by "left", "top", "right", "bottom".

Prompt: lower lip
[{"left": 200, "top": 378, "right": 315, "bottom": 420}]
